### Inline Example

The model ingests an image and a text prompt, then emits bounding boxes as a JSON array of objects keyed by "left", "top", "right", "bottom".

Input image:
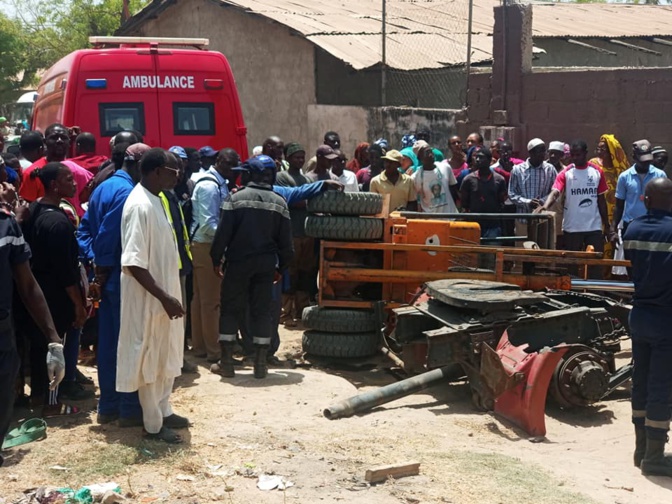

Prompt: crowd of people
[{"left": 0, "top": 123, "right": 670, "bottom": 455}]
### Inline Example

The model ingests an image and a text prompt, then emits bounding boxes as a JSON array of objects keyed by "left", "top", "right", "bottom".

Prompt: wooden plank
[{"left": 365, "top": 461, "right": 421, "bottom": 483}]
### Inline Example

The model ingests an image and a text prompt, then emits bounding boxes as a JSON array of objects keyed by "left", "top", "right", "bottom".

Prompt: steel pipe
[
  {"left": 570, "top": 279, "right": 634, "bottom": 292},
  {"left": 323, "top": 365, "right": 456, "bottom": 420}
]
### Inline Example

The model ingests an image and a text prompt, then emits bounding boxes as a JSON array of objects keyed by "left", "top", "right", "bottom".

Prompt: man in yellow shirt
[{"left": 370, "top": 150, "right": 417, "bottom": 212}]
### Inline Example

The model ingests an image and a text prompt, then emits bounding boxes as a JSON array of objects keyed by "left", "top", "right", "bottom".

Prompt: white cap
[
  {"left": 548, "top": 141, "right": 565, "bottom": 153},
  {"left": 527, "top": 138, "right": 545, "bottom": 152}
]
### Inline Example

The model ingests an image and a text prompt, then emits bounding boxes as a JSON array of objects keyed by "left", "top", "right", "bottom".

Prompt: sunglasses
[{"left": 162, "top": 165, "right": 180, "bottom": 174}]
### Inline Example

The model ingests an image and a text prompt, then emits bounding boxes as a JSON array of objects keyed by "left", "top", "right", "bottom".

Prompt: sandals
[
  {"left": 2, "top": 418, "right": 47, "bottom": 449},
  {"left": 144, "top": 427, "right": 183, "bottom": 444},
  {"left": 42, "top": 403, "right": 81, "bottom": 418}
]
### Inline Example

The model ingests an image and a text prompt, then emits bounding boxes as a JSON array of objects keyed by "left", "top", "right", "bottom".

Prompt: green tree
[{"left": 14, "top": 0, "right": 150, "bottom": 59}]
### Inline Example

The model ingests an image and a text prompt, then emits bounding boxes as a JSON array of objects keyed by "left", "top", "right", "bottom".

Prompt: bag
[{"left": 186, "top": 175, "right": 222, "bottom": 239}]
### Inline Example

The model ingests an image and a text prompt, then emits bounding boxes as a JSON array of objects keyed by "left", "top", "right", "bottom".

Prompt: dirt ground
[{"left": 2, "top": 326, "right": 672, "bottom": 504}]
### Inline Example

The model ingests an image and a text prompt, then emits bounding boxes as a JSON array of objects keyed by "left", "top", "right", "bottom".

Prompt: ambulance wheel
[
  {"left": 305, "top": 216, "right": 383, "bottom": 241},
  {"left": 306, "top": 191, "right": 383, "bottom": 216},
  {"left": 302, "top": 330, "right": 380, "bottom": 358},
  {"left": 302, "top": 306, "right": 378, "bottom": 333}
]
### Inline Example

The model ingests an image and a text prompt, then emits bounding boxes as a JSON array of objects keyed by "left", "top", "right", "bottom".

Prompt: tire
[
  {"left": 302, "top": 330, "right": 380, "bottom": 358},
  {"left": 302, "top": 306, "right": 378, "bottom": 333},
  {"left": 307, "top": 191, "right": 383, "bottom": 216},
  {"left": 305, "top": 216, "right": 383, "bottom": 241}
]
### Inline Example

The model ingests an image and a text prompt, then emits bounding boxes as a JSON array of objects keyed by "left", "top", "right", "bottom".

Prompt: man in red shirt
[
  {"left": 69, "top": 132, "right": 109, "bottom": 174},
  {"left": 536, "top": 140, "right": 613, "bottom": 277},
  {"left": 20, "top": 124, "right": 70, "bottom": 202}
]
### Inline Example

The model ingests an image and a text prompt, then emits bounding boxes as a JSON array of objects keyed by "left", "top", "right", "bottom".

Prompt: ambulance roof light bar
[{"left": 89, "top": 37, "right": 209, "bottom": 50}]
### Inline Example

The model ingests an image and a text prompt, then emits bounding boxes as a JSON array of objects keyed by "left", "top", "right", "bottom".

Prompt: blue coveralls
[
  {"left": 623, "top": 209, "right": 672, "bottom": 440},
  {"left": 78, "top": 170, "right": 142, "bottom": 419}
]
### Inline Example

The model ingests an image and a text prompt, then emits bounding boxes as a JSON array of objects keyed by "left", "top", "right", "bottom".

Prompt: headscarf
[
  {"left": 401, "top": 134, "right": 417, "bottom": 149},
  {"left": 589, "top": 134, "right": 628, "bottom": 263},
  {"left": 400, "top": 147, "right": 419, "bottom": 172},
  {"left": 346, "top": 142, "right": 370, "bottom": 172}
]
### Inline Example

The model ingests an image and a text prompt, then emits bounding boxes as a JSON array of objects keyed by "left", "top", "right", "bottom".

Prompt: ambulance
[{"left": 32, "top": 37, "right": 248, "bottom": 157}]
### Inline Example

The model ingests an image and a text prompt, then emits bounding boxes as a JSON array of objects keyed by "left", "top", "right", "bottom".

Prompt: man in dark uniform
[
  {"left": 210, "top": 157, "right": 293, "bottom": 379},
  {"left": 0, "top": 182, "right": 63, "bottom": 465},
  {"left": 623, "top": 177, "right": 672, "bottom": 476}
]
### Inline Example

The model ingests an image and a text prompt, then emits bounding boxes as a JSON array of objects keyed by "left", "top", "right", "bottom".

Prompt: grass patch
[{"left": 432, "top": 450, "right": 597, "bottom": 504}]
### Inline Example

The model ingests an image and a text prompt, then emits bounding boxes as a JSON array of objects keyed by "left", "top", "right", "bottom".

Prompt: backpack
[{"left": 185, "top": 175, "right": 223, "bottom": 239}]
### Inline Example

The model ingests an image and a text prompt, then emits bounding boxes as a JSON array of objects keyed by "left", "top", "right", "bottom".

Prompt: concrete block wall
[
  {"left": 520, "top": 67, "right": 672, "bottom": 152},
  {"left": 469, "top": 66, "right": 672, "bottom": 157}
]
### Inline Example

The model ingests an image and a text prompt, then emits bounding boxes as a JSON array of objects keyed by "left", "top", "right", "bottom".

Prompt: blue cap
[
  {"left": 233, "top": 157, "right": 268, "bottom": 173},
  {"left": 169, "top": 146, "right": 188, "bottom": 159},
  {"left": 254, "top": 154, "right": 276, "bottom": 170},
  {"left": 199, "top": 146, "right": 217, "bottom": 158}
]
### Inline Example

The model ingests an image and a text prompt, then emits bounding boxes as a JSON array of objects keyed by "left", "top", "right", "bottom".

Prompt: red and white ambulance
[{"left": 32, "top": 37, "right": 248, "bottom": 157}]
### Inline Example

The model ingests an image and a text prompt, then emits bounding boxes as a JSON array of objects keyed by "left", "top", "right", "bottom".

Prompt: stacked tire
[
  {"left": 301, "top": 306, "right": 380, "bottom": 358},
  {"left": 302, "top": 191, "right": 383, "bottom": 357},
  {"left": 305, "top": 191, "right": 384, "bottom": 241}
]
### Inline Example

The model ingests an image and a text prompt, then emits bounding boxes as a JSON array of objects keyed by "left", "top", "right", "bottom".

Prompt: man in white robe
[{"left": 117, "top": 147, "right": 188, "bottom": 444}]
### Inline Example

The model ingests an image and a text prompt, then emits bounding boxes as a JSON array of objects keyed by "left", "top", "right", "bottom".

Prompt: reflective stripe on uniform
[
  {"left": 0, "top": 235, "right": 25, "bottom": 248},
  {"left": 645, "top": 418, "right": 671, "bottom": 430},
  {"left": 624, "top": 240, "right": 672, "bottom": 253},
  {"left": 218, "top": 333, "right": 237, "bottom": 342},
  {"left": 632, "top": 409, "right": 646, "bottom": 418},
  {"left": 159, "top": 192, "right": 192, "bottom": 268},
  {"left": 253, "top": 337, "right": 272, "bottom": 345}
]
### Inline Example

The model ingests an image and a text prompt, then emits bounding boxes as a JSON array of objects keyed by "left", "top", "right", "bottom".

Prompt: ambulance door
[{"left": 75, "top": 50, "right": 161, "bottom": 152}]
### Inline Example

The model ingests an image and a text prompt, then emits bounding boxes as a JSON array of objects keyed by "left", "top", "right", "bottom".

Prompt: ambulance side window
[
  {"left": 173, "top": 102, "right": 214, "bottom": 135},
  {"left": 99, "top": 103, "right": 145, "bottom": 137}
]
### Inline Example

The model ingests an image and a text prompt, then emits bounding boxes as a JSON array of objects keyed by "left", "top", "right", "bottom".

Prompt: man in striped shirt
[
  {"left": 508, "top": 138, "right": 557, "bottom": 239},
  {"left": 623, "top": 177, "right": 672, "bottom": 477}
]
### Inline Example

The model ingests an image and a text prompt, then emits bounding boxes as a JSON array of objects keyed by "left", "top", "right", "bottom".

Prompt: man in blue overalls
[
  {"left": 78, "top": 144, "right": 150, "bottom": 425},
  {"left": 624, "top": 177, "right": 672, "bottom": 476}
]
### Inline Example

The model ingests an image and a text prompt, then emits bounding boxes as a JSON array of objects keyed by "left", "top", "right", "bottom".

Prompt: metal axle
[{"left": 323, "top": 365, "right": 457, "bottom": 420}]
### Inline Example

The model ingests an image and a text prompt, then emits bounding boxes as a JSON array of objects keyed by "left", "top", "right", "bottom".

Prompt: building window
[
  {"left": 99, "top": 103, "right": 145, "bottom": 137},
  {"left": 173, "top": 102, "right": 215, "bottom": 135}
]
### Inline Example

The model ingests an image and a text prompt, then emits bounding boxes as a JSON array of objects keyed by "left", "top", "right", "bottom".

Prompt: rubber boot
[
  {"left": 641, "top": 436, "right": 672, "bottom": 476},
  {"left": 634, "top": 426, "right": 647, "bottom": 468},
  {"left": 254, "top": 345, "right": 269, "bottom": 379},
  {"left": 217, "top": 342, "right": 236, "bottom": 378}
]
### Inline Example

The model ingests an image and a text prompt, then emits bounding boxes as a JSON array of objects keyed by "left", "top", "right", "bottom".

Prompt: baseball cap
[
  {"left": 254, "top": 154, "right": 276, "bottom": 170},
  {"left": 412, "top": 140, "right": 430, "bottom": 156},
  {"left": 233, "top": 157, "right": 267, "bottom": 173},
  {"left": 169, "top": 146, "right": 188, "bottom": 159},
  {"left": 527, "top": 138, "right": 545, "bottom": 152},
  {"left": 125, "top": 143, "right": 151, "bottom": 161},
  {"left": 317, "top": 144, "right": 338, "bottom": 160},
  {"left": 652, "top": 146, "right": 667, "bottom": 156},
  {"left": 199, "top": 146, "right": 217, "bottom": 158},
  {"left": 382, "top": 149, "right": 404, "bottom": 164},
  {"left": 633, "top": 140, "right": 653, "bottom": 161},
  {"left": 548, "top": 141, "right": 565, "bottom": 153}
]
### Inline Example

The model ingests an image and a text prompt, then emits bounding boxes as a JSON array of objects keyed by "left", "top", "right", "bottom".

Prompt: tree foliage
[{"left": 0, "top": 0, "right": 149, "bottom": 103}]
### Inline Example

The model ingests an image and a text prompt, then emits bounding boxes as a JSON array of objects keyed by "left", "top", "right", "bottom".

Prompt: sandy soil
[{"left": 2, "top": 326, "right": 672, "bottom": 504}]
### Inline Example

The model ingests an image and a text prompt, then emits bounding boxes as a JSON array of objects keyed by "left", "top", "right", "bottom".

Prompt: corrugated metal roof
[
  {"left": 532, "top": 4, "right": 672, "bottom": 39},
  {"left": 222, "top": 0, "right": 499, "bottom": 69},
  {"left": 122, "top": 0, "right": 672, "bottom": 70}
]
